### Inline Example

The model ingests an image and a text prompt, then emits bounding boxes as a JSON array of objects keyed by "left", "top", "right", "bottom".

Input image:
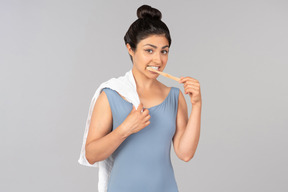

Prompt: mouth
[{"left": 146, "top": 65, "right": 160, "bottom": 71}]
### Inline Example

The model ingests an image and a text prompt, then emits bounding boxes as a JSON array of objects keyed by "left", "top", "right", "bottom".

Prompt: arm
[
  {"left": 85, "top": 91, "right": 151, "bottom": 164},
  {"left": 85, "top": 91, "right": 127, "bottom": 164},
  {"left": 173, "top": 77, "right": 202, "bottom": 162}
]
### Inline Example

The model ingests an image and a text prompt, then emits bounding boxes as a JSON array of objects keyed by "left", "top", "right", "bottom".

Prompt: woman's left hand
[{"left": 179, "top": 76, "right": 202, "bottom": 105}]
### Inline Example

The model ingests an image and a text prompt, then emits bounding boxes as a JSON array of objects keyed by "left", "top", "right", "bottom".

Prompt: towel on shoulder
[{"left": 78, "top": 69, "right": 140, "bottom": 192}]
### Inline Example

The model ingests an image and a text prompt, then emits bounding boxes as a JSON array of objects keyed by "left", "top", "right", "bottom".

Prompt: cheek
[
  {"left": 161, "top": 55, "right": 169, "bottom": 63},
  {"left": 138, "top": 53, "right": 152, "bottom": 63}
]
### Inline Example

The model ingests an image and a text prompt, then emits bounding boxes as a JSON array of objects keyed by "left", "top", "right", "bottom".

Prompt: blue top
[{"left": 102, "top": 87, "right": 180, "bottom": 192}]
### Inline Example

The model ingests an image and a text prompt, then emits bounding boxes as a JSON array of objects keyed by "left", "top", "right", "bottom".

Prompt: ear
[{"left": 126, "top": 43, "right": 134, "bottom": 57}]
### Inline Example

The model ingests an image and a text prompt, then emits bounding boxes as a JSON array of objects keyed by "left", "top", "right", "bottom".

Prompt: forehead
[{"left": 138, "top": 35, "right": 169, "bottom": 47}]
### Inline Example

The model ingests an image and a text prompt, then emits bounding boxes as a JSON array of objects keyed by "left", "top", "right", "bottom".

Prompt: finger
[
  {"left": 179, "top": 76, "right": 184, "bottom": 80},
  {"left": 184, "top": 82, "right": 199, "bottom": 89},
  {"left": 145, "top": 121, "right": 150, "bottom": 126},
  {"left": 143, "top": 114, "right": 151, "bottom": 122},
  {"left": 132, "top": 105, "right": 136, "bottom": 111},
  {"left": 184, "top": 84, "right": 200, "bottom": 91},
  {"left": 180, "top": 77, "right": 198, "bottom": 83},
  {"left": 178, "top": 76, "right": 185, "bottom": 83},
  {"left": 142, "top": 108, "right": 150, "bottom": 115},
  {"left": 137, "top": 103, "right": 144, "bottom": 112},
  {"left": 185, "top": 88, "right": 199, "bottom": 95},
  {"left": 184, "top": 80, "right": 200, "bottom": 86},
  {"left": 181, "top": 78, "right": 198, "bottom": 84},
  {"left": 184, "top": 87, "right": 193, "bottom": 93}
]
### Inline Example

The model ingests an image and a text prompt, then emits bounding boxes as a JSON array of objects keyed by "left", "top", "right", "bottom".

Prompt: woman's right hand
[{"left": 120, "top": 103, "right": 150, "bottom": 137}]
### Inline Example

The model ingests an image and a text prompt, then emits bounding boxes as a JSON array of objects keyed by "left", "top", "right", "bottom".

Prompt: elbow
[
  {"left": 86, "top": 153, "right": 103, "bottom": 164},
  {"left": 85, "top": 153, "right": 96, "bottom": 165},
  {"left": 85, "top": 145, "right": 93, "bottom": 164},
  {"left": 85, "top": 146, "right": 105, "bottom": 164},
  {"left": 176, "top": 149, "right": 195, "bottom": 162},
  {"left": 85, "top": 145, "right": 98, "bottom": 165},
  {"left": 182, "top": 154, "right": 194, "bottom": 162},
  {"left": 86, "top": 158, "right": 95, "bottom": 165}
]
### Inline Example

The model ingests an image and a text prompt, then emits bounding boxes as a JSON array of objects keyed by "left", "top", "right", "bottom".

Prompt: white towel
[{"left": 78, "top": 69, "right": 140, "bottom": 192}]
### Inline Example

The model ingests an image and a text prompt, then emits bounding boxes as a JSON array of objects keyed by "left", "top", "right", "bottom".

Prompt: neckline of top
[{"left": 119, "top": 87, "right": 174, "bottom": 110}]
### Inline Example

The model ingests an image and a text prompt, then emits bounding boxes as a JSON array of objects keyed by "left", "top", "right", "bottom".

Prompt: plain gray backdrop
[{"left": 1, "top": 0, "right": 287, "bottom": 191}]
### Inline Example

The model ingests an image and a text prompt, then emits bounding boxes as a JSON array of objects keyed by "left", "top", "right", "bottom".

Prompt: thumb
[
  {"left": 179, "top": 76, "right": 184, "bottom": 83},
  {"left": 131, "top": 105, "right": 136, "bottom": 112},
  {"left": 136, "top": 103, "right": 143, "bottom": 112}
]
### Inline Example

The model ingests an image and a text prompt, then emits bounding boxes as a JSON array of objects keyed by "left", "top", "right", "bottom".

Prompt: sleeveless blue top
[{"left": 102, "top": 87, "right": 180, "bottom": 192}]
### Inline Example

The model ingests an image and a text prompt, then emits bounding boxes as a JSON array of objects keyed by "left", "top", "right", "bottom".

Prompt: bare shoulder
[
  {"left": 85, "top": 90, "right": 113, "bottom": 147},
  {"left": 93, "top": 90, "right": 111, "bottom": 114},
  {"left": 97, "top": 89, "right": 110, "bottom": 104}
]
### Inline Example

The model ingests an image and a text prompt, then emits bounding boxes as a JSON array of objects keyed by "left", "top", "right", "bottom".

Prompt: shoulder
[
  {"left": 101, "top": 87, "right": 128, "bottom": 102},
  {"left": 171, "top": 86, "right": 180, "bottom": 93},
  {"left": 101, "top": 87, "right": 114, "bottom": 94},
  {"left": 101, "top": 87, "right": 120, "bottom": 100},
  {"left": 91, "top": 89, "right": 113, "bottom": 126},
  {"left": 97, "top": 89, "right": 110, "bottom": 107}
]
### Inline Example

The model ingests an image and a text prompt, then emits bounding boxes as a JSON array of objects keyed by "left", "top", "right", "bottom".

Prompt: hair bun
[{"left": 137, "top": 5, "right": 162, "bottom": 20}]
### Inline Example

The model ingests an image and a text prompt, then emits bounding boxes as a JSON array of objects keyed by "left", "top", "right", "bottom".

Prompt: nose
[{"left": 152, "top": 52, "right": 161, "bottom": 64}]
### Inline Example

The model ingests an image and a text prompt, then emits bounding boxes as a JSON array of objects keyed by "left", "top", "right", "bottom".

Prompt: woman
[{"left": 82, "top": 5, "right": 201, "bottom": 192}]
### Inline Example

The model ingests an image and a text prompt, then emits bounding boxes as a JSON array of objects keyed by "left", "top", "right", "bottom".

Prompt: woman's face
[{"left": 128, "top": 34, "right": 169, "bottom": 79}]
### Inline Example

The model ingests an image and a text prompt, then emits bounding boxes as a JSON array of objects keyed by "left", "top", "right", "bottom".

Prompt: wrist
[
  {"left": 192, "top": 101, "right": 202, "bottom": 108},
  {"left": 115, "top": 123, "right": 131, "bottom": 139}
]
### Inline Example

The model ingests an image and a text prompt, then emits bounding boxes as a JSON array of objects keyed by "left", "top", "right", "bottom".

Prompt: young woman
[{"left": 83, "top": 5, "right": 201, "bottom": 192}]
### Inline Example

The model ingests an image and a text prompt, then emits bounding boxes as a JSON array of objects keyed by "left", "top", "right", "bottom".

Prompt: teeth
[{"left": 147, "top": 66, "right": 159, "bottom": 70}]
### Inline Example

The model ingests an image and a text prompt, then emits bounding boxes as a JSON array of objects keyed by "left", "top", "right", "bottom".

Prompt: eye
[
  {"left": 145, "top": 49, "right": 153, "bottom": 54},
  {"left": 161, "top": 50, "right": 169, "bottom": 55}
]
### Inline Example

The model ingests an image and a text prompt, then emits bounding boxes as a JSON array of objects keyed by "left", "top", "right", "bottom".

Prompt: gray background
[{"left": 1, "top": 0, "right": 287, "bottom": 191}]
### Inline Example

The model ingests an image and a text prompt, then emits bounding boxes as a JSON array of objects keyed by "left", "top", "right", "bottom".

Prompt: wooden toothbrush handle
[{"left": 147, "top": 67, "right": 180, "bottom": 82}]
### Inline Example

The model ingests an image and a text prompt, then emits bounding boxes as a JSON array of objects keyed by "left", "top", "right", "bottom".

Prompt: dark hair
[{"left": 124, "top": 5, "right": 171, "bottom": 61}]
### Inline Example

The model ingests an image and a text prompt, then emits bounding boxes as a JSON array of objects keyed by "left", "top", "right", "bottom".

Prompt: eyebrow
[{"left": 144, "top": 44, "right": 169, "bottom": 49}]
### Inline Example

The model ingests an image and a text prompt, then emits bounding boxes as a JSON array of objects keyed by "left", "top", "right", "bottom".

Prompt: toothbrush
[{"left": 146, "top": 67, "right": 180, "bottom": 82}]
